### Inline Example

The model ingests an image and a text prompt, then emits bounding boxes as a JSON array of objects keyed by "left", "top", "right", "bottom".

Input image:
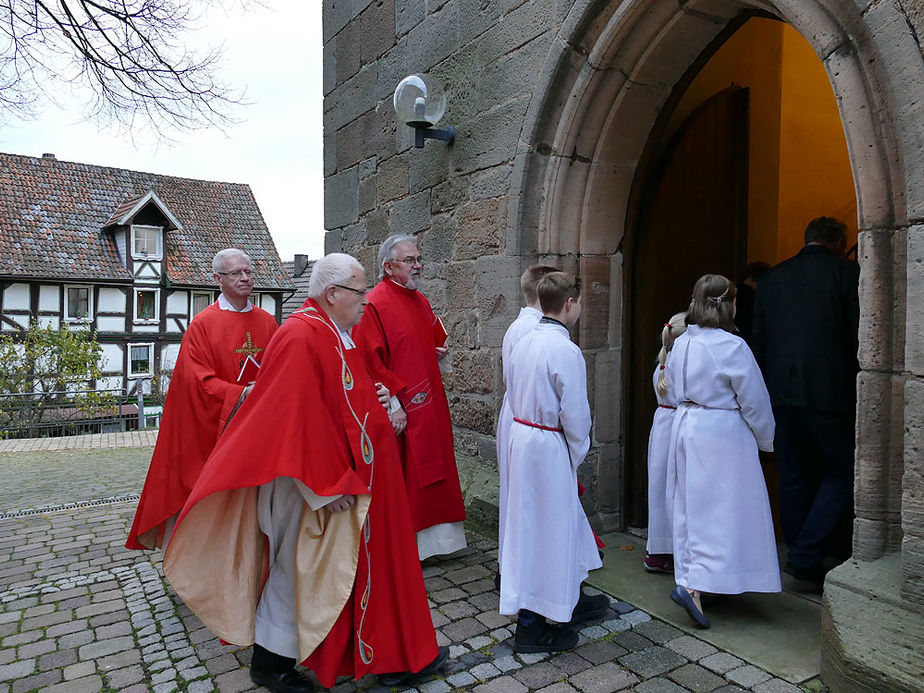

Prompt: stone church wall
[
  {"left": 323, "top": 0, "right": 571, "bottom": 524},
  {"left": 323, "top": 4, "right": 924, "bottom": 666}
]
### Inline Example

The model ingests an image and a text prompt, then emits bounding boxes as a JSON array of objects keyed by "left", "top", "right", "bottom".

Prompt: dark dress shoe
[
  {"left": 670, "top": 586, "right": 711, "bottom": 628},
  {"left": 378, "top": 646, "right": 449, "bottom": 687},
  {"left": 514, "top": 619, "right": 579, "bottom": 653},
  {"left": 569, "top": 590, "right": 610, "bottom": 626},
  {"left": 250, "top": 667, "right": 315, "bottom": 693},
  {"left": 784, "top": 561, "right": 826, "bottom": 593}
]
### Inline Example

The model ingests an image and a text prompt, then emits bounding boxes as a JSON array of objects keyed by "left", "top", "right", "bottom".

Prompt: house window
[
  {"left": 134, "top": 288, "right": 159, "bottom": 323},
  {"left": 64, "top": 285, "right": 92, "bottom": 321},
  {"left": 131, "top": 225, "right": 162, "bottom": 259},
  {"left": 191, "top": 292, "right": 213, "bottom": 316},
  {"left": 129, "top": 343, "right": 154, "bottom": 377}
]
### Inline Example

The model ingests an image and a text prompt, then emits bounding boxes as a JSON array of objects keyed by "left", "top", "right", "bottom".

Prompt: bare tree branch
[{"left": 0, "top": 0, "right": 251, "bottom": 138}]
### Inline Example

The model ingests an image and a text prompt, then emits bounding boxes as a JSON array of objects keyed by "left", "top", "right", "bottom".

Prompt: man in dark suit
[{"left": 751, "top": 217, "right": 860, "bottom": 588}]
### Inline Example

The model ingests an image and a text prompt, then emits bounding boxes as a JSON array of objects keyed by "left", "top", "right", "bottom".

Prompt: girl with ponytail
[{"left": 665, "top": 274, "right": 778, "bottom": 628}]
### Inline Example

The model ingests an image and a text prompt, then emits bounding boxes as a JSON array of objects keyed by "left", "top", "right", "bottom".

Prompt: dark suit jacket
[{"left": 751, "top": 245, "right": 860, "bottom": 416}]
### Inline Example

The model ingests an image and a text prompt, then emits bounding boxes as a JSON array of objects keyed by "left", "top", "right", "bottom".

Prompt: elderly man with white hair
[
  {"left": 128, "top": 248, "right": 277, "bottom": 551},
  {"left": 353, "top": 234, "right": 467, "bottom": 560},
  {"left": 163, "top": 253, "right": 447, "bottom": 693}
]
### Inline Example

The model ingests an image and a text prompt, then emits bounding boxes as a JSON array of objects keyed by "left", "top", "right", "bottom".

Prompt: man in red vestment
[
  {"left": 162, "top": 253, "right": 447, "bottom": 693},
  {"left": 126, "top": 249, "right": 277, "bottom": 550},
  {"left": 353, "top": 234, "right": 467, "bottom": 560}
]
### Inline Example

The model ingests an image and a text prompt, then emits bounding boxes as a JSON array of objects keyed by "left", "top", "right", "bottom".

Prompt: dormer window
[{"left": 132, "top": 225, "right": 163, "bottom": 260}]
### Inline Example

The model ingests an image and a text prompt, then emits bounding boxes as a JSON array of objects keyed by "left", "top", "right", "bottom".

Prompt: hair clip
[
  {"left": 659, "top": 364, "right": 665, "bottom": 370},
  {"left": 664, "top": 322, "right": 672, "bottom": 328}
]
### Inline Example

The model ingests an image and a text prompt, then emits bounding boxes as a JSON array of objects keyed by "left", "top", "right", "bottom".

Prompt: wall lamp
[{"left": 393, "top": 74, "right": 455, "bottom": 148}]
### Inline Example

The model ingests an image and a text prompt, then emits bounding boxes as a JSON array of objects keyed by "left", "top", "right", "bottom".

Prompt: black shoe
[
  {"left": 250, "top": 667, "right": 315, "bottom": 693},
  {"left": 784, "top": 561, "right": 826, "bottom": 592},
  {"left": 514, "top": 619, "right": 579, "bottom": 653},
  {"left": 494, "top": 571, "right": 501, "bottom": 591},
  {"left": 378, "top": 646, "right": 449, "bottom": 687},
  {"left": 569, "top": 590, "right": 610, "bottom": 626}
]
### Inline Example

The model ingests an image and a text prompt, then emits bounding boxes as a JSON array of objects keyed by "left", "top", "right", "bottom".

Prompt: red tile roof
[{"left": 0, "top": 152, "right": 293, "bottom": 290}]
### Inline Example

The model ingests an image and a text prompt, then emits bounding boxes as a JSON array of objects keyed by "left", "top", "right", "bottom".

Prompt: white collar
[{"left": 218, "top": 293, "right": 253, "bottom": 312}]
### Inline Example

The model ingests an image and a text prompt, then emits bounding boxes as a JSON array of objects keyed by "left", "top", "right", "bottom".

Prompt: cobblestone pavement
[
  {"left": 0, "top": 431, "right": 158, "bottom": 455},
  {"left": 0, "top": 439, "right": 811, "bottom": 692}
]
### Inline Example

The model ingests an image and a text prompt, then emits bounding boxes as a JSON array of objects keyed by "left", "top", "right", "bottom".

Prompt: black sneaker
[{"left": 513, "top": 619, "right": 579, "bottom": 653}]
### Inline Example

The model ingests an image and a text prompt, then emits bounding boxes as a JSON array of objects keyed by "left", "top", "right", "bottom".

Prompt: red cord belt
[
  {"left": 513, "top": 417, "right": 563, "bottom": 433},
  {"left": 658, "top": 404, "right": 677, "bottom": 410}
]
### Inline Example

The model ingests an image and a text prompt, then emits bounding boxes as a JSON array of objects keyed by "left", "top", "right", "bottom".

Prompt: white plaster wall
[
  {"left": 3, "top": 283, "right": 29, "bottom": 310},
  {"left": 165, "top": 317, "right": 187, "bottom": 334},
  {"left": 134, "top": 264, "right": 160, "bottom": 281},
  {"left": 166, "top": 290, "right": 188, "bottom": 314},
  {"left": 37, "top": 315, "right": 60, "bottom": 330},
  {"left": 97, "top": 316, "right": 125, "bottom": 332},
  {"left": 161, "top": 343, "right": 181, "bottom": 371},
  {"left": 98, "top": 287, "right": 125, "bottom": 313},
  {"left": 115, "top": 230, "right": 127, "bottom": 266},
  {"left": 38, "top": 285, "right": 58, "bottom": 312},
  {"left": 261, "top": 294, "right": 278, "bottom": 315},
  {"left": 100, "top": 343, "right": 124, "bottom": 372},
  {"left": 1, "top": 314, "right": 28, "bottom": 331},
  {"left": 132, "top": 324, "right": 159, "bottom": 334},
  {"left": 97, "top": 376, "right": 124, "bottom": 392}
]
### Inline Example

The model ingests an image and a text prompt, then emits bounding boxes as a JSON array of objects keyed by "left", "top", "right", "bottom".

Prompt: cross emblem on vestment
[{"left": 234, "top": 332, "right": 263, "bottom": 358}]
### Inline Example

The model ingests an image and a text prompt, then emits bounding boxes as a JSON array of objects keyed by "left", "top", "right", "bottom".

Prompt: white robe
[
  {"left": 496, "top": 306, "right": 542, "bottom": 566},
  {"left": 646, "top": 362, "right": 678, "bottom": 555},
  {"left": 499, "top": 320, "right": 602, "bottom": 622},
  {"left": 253, "top": 329, "right": 352, "bottom": 658},
  {"left": 666, "top": 325, "right": 780, "bottom": 595}
]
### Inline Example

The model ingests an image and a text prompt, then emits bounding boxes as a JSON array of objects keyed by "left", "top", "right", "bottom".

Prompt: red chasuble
[
  {"left": 126, "top": 303, "right": 278, "bottom": 550},
  {"left": 162, "top": 299, "right": 438, "bottom": 687},
  {"left": 353, "top": 279, "right": 466, "bottom": 532}
]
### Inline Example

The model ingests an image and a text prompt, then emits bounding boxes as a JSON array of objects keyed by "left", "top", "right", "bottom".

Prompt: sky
[{"left": 0, "top": 3, "right": 325, "bottom": 262}]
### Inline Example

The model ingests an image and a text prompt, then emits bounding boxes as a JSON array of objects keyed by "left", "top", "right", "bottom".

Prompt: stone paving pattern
[{"left": 0, "top": 435, "right": 814, "bottom": 692}]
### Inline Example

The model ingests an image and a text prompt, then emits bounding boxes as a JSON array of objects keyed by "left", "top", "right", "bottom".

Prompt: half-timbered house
[{"left": 0, "top": 152, "right": 293, "bottom": 396}]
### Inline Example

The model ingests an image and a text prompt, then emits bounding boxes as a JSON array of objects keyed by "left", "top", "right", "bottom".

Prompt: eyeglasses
[
  {"left": 333, "top": 284, "right": 368, "bottom": 297},
  {"left": 389, "top": 255, "right": 424, "bottom": 266},
  {"left": 217, "top": 269, "right": 253, "bottom": 278}
]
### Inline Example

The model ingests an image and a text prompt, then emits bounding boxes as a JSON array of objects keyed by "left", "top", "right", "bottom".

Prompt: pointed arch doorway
[
  {"left": 509, "top": 3, "right": 883, "bottom": 534},
  {"left": 622, "top": 17, "right": 858, "bottom": 527}
]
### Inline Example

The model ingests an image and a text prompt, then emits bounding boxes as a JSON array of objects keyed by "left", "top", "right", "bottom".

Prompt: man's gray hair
[
  {"left": 308, "top": 253, "right": 364, "bottom": 298},
  {"left": 377, "top": 234, "right": 417, "bottom": 279},
  {"left": 212, "top": 248, "right": 251, "bottom": 274}
]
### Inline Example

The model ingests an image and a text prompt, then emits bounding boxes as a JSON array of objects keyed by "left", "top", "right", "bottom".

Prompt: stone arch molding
[
  {"left": 510, "top": 0, "right": 915, "bottom": 269},
  {"left": 504, "top": 0, "right": 922, "bottom": 536}
]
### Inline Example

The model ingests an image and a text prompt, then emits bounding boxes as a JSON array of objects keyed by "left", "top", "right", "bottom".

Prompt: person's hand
[
  {"left": 435, "top": 345, "right": 449, "bottom": 361},
  {"left": 375, "top": 382, "right": 390, "bottom": 407},
  {"left": 328, "top": 495, "right": 356, "bottom": 513},
  {"left": 391, "top": 406, "right": 407, "bottom": 435}
]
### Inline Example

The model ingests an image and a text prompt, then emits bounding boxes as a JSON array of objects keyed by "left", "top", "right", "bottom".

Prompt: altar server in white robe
[
  {"left": 499, "top": 271, "right": 606, "bottom": 654},
  {"left": 644, "top": 313, "right": 687, "bottom": 574},
  {"left": 666, "top": 274, "right": 779, "bottom": 629},
  {"left": 497, "top": 264, "right": 558, "bottom": 571}
]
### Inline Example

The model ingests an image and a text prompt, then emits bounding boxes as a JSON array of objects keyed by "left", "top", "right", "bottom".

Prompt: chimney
[
  {"left": 41, "top": 153, "right": 56, "bottom": 160},
  {"left": 294, "top": 254, "right": 310, "bottom": 277}
]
